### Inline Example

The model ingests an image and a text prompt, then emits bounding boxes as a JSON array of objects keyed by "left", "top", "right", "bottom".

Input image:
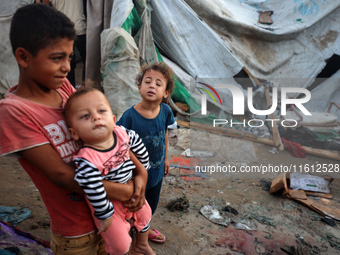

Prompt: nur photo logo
[
  {"left": 197, "top": 82, "right": 312, "bottom": 128},
  {"left": 197, "top": 82, "right": 222, "bottom": 115}
]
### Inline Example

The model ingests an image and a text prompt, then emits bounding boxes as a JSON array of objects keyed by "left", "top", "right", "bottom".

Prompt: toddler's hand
[{"left": 97, "top": 216, "right": 113, "bottom": 235}]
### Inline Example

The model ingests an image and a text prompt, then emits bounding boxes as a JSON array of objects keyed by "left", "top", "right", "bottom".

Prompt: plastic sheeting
[
  {"left": 305, "top": 69, "right": 340, "bottom": 119},
  {"left": 101, "top": 27, "right": 141, "bottom": 119},
  {"left": 148, "top": 0, "right": 340, "bottom": 116},
  {"left": 0, "top": 0, "right": 32, "bottom": 97},
  {"left": 182, "top": 0, "right": 340, "bottom": 86},
  {"left": 150, "top": 0, "right": 243, "bottom": 79}
]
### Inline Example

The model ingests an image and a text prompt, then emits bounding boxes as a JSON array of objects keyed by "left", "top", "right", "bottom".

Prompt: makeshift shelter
[{"left": 1, "top": 0, "right": 339, "bottom": 128}]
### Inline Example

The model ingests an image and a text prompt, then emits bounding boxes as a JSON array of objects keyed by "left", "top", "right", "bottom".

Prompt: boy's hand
[
  {"left": 124, "top": 151, "right": 148, "bottom": 212},
  {"left": 124, "top": 175, "right": 146, "bottom": 212},
  {"left": 97, "top": 216, "right": 113, "bottom": 235}
]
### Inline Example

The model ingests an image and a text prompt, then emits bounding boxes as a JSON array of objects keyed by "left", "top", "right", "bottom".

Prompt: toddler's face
[
  {"left": 68, "top": 91, "right": 115, "bottom": 145},
  {"left": 138, "top": 70, "right": 169, "bottom": 102}
]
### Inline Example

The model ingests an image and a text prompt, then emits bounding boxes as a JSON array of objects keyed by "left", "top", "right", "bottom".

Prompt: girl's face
[
  {"left": 25, "top": 38, "right": 74, "bottom": 90},
  {"left": 68, "top": 90, "right": 116, "bottom": 146},
  {"left": 138, "top": 70, "right": 169, "bottom": 103}
]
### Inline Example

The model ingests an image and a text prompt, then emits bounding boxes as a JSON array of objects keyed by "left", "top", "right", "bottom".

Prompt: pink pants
[{"left": 90, "top": 200, "right": 152, "bottom": 255}]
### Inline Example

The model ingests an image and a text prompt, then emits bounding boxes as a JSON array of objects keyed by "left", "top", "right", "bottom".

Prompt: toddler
[{"left": 64, "top": 87, "right": 155, "bottom": 255}]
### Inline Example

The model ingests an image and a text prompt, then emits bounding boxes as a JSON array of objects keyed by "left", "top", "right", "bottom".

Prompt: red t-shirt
[{"left": 0, "top": 81, "right": 96, "bottom": 237}]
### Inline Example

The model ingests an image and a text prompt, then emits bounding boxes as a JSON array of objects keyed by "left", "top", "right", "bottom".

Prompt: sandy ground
[
  {"left": 1, "top": 127, "right": 340, "bottom": 255},
  {"left": 1, "top": 63, "right": 340, "bottom": 254}
]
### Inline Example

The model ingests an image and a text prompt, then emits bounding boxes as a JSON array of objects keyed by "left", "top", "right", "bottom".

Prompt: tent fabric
[
  {"left": 183, "top": 0, "right": 340, "bottom": 86},
  {"left": 0, "top": 0, "right": 32, "bottom": 97},
  {"left": 1, "top": 0, "right": 339, "bottom": 119},
  {"left": 305, "top": 69, "right": 340, "bottom": 119},
  {"left": 101, "top": 27, "right": 141, "bottom": 119},
  {"left": 86, "top": 0, "right": 114, "bottom": 87},
  {"left": 148, "top": 0, "right": 340, "bottom": 116},
  {"left": 150, "top": 0, "right": 244, "bottom": 79},
  {"left": 103, "top": 0, "right": 202, "bottom": 117}
]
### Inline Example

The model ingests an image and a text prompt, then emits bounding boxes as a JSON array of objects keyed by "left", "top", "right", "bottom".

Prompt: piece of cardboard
[
  {"left": 270, "top": 173, "right": 340, "bottom": 220},
  {"left": 290, "top": 173, "right": 332, "bottom": 193}
]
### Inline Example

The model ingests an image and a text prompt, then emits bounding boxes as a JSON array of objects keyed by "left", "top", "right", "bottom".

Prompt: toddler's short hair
[
  {"left": 10, "top": 3, "right": 76, "bottom": 56},
  {"left": 63, "top": 87, "right": 108, "bottom": 128}
]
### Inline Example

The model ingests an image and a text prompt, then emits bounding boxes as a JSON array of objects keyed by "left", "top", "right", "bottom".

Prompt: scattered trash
[
  {"left": 169, "top": 155, "right": 202, "bottom": 169},
  {"left": 217, "top": 190, "right": 223, "bottom": 194},
  {"left": 290, "top": 173, "right": 332, "bottom": 193},
  {"left": 167, "top": 197, "right": 189, "bottom": 212},
  {"left": 269, "top": 147, "right": 278, "bottom": 154},
  {"left": 326, "top": 234, "right": 340, "bottom": 250},
  {"left": 281, "top": 137, "right": 306, "bottom": 158},
  {"left": 164, "top": 176, "right": 176, "bottom": 185},
  {"left": 258, "top": 10, "right": 274, "bottom": 25},
  {"left": 295, "top": 234, "right": 324, "bottom": 254},
  {"left": 200, "top": 205, "right": 231, "bottom": 227},
  {"left": 245, "top": 214, "right": 276, "bottom": 226},
  {"left": 223, "top": 205, "right": 238, "bottom": 215},
  {"left": 0, "top": 221, "right": 52, "bottom": 254},
  {"left": 179, "top": 168, "right": 206, "bottom": 181},
  {"left": 270, "top": 173, "right": 340, "bottom": 220},
  {"left": 0, "top": 206, "right": 31, "bottom": 226},
  {"left": 169, "top": 156, "right": 205, "bottom": 181},
  {"left": 181, "top": 148, "right": 216, "bottom": 158},
  {"left": 259, "top": 179, "right": 272, "bottom": 191},
  {"left": 321, "top": 216, "right": 337, "bottom": 227},
  {"left": 280, "top": 244, "right": 297, "bottom": 255},
  {"left": 234, "top": 220, "right": 256, "bottom": 231}
]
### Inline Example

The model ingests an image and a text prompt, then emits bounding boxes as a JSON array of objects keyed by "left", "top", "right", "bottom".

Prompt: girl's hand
[{"left": 164, "top": 159, "right": 170, "bottom": 177}]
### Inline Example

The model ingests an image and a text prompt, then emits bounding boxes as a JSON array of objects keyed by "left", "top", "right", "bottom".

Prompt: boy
[{"left": 0, "top": 4, "right": 147, "bottom": 254}]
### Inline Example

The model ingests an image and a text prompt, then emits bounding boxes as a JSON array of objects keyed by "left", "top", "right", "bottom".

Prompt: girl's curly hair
[{"left": 135, "top": 62, "right": 175, "bottom": 102}]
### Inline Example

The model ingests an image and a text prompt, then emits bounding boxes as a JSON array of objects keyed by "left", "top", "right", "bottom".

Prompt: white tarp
[
  {"left": 305, "top": 69, "right": 340, "bottom": 119},
  {"left": 150, "top": 0, "right": 243, "bottom": 79},
  {"left": 1, "top": 0, "right": 339, "bottom": 119},
  {"left": 0, "top": 0, "right": 32, "bottom": 97},
  {"left": 181, "top": 0, "right": 340, "bottom": 87},
  {"left": 148, "top": 0, "right": 340, "bottom": 116}
]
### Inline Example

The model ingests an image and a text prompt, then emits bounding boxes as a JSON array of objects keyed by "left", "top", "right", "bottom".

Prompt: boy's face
[
  {"left": 138, "top": 70, "right": 169, "bottom": 102},
  {"left": 68, "top": 90, "right": 116, "bottom": 146},
  {"left": 22, "top": 38, "right": 74, "bottom": 90}
]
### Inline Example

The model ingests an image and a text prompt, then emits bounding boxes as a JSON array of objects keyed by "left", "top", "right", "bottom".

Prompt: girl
[{"left": 117, "top": 62, "right": 176, "bottom": 244}]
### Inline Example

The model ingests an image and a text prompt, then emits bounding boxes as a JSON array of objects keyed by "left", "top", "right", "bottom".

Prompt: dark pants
[{"left": 145, "top": 180, "right": 163, "bottom": 215}]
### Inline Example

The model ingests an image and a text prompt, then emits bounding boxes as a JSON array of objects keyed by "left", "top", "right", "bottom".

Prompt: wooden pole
[
  {"left": 176, "top": 120, "right": 340, "bottom": 161},
  {"left": 243, "top": 67, "right": 284, "bottom": 151}
]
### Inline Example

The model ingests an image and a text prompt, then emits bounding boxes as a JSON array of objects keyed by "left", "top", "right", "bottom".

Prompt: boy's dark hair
[
  {"left": 63, "top": 87, "right": 108, "bottom": 128},
  {"left": 135, "top": 62, "right": 175, "bottom": 96},
  {"left": 10, "top": 3, "right": 76, "bottom": 56}
]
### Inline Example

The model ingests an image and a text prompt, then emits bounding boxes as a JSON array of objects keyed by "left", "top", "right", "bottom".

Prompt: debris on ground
[
  {"left": 167, "top": 197, "right": 190, "bottom": 212},
  {"left": 270, "top": 173, "right": 340, "bottom": 220},
  {"left": 200, "top": 205, "right": 231, "bottom": 227}
]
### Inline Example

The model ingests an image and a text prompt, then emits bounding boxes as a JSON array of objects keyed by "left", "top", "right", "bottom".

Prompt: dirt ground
[
  {"left": 1, "top": 63, "right": 340, "bottom": 254},
  {"left": 1, "top": 127, "right": 340, "bottom": 255}
]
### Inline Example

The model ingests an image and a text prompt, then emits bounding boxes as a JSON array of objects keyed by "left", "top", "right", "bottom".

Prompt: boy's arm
[
  {"left": 124, "top": 151, "right": 148, "bottom": 212},
  {"left": 20, "top": 144, "right": 134, "bottom": 200},
  {"left": 20, "top": 144, "right": 84, "bottom": 193}
]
